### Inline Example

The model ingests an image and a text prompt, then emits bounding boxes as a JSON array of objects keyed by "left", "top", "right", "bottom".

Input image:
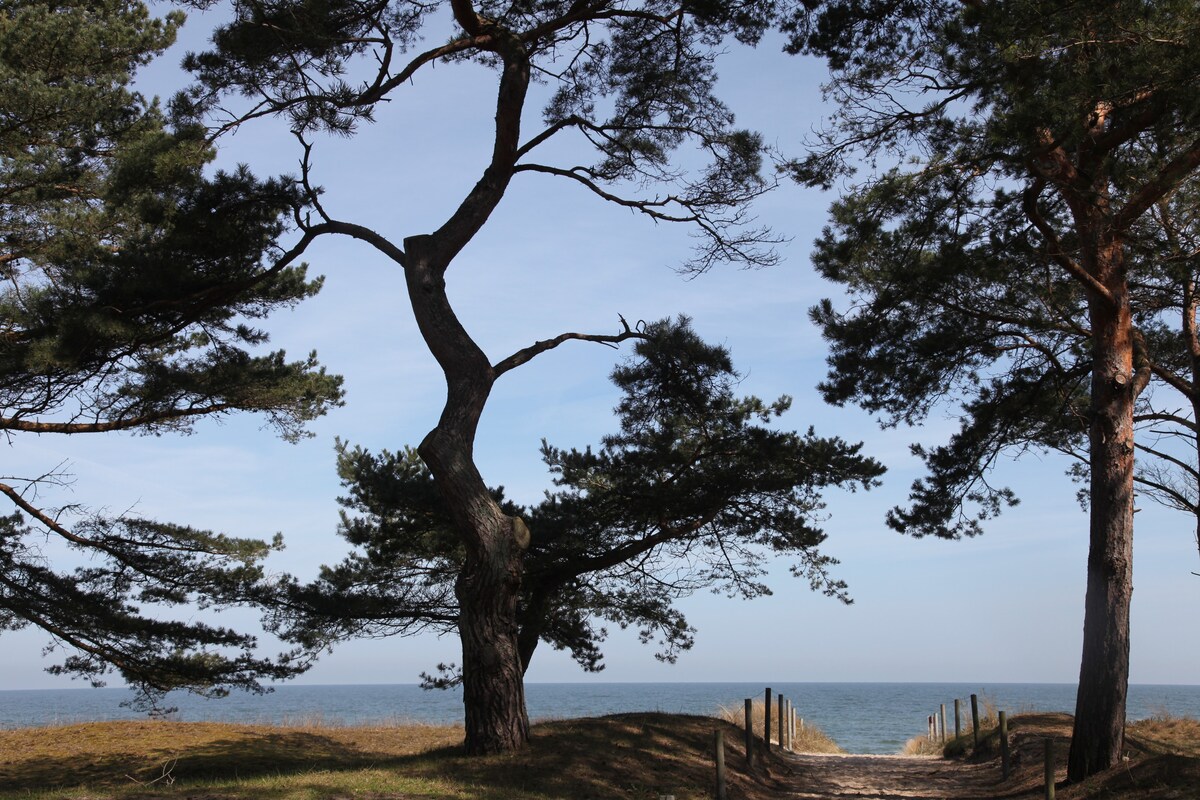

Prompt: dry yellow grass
[
  {"left": 903, "top": 694, "right": 1002, "bottom": 757},
  {"left": 0, "top": 712, "right": 803, "bottom": 800},
  {"left": 901, "top": 734, "right": 946, "bottom": 756},
  {"left": 0, "top": 718, "right": 464, "bottom": 791},
  {"left": 1128, "top": 712, "right": 1200, "bottom": 758},
  {"left": 2, "top": 709, "right": 1195, "bottom": 800},
  {"left": 714, "top": 698, "right": 843, "bottom": 754},
  {"left": 933, "top": 710, "right": 1200, "bottom": 799}
]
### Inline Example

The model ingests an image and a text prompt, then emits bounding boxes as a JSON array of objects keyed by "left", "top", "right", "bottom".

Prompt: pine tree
[
  {"left": 0, "top": 0, "right": 343, "bottom": 708},
  {"left": 786, "top": 0, "right": 1200, "bottom": 779},
  {"left": 266, "top": 318, "right": 881, "bottom": 693},
  {"left": 174, "top": 0, "right": 847, "bottom": 752}
]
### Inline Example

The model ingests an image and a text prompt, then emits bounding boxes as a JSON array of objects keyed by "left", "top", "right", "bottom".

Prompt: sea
[{"left": 2, "top": 682, "right": 1197, "bottom": 754}]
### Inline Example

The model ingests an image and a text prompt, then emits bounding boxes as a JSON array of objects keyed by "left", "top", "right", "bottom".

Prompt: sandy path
[{"left": 774, "top": 751, "right": 1026, "bottom": 799}]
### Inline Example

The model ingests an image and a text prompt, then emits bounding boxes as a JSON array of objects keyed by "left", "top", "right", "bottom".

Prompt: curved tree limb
[{"left": 493, "top": 316, "right": 648, "bottom": 377}]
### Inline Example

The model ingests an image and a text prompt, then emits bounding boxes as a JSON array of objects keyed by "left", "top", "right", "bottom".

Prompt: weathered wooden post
[
  {"left": 744, "top": 698, "right": 753, "bottom": 766},
  {"left": 778, "top": 695, "right": 786, "bottom": 752},
  {"left": 782, "top": 697, "right": 790, "bottom": 751},
  {"left": 928, "top": 715, "right": 934, "bottom": 739},
  {"left": 714, "top": 729, "right": 727, "bottom": 800},
  {"left": 790, "top": 702, "right": 797, "bottom": 748},
  {"left": 999, "top": 711, "right": 1010, "bottom": 780},
  {"left": 782, "top": 695, "right": 792, "bottom": 753},
  {"left": 939, "top": 704, "right": 947, "bottom": 742},
  {"left": 764, "top": 688, "right": 772, "bottom": 752},
  {"left": 971, "top": 694, "right": 980, "bottom": 749},
  {"left": 1043, "top": 738, "right": 1055, "bottom": 800},
  {"left": 954, "top": 698, "right": 961, "bottom": 740}
]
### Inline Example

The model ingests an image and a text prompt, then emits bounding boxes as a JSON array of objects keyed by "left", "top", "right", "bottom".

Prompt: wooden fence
[{"left": 922, "top": 692, "right": 1059, "bottom": 799}]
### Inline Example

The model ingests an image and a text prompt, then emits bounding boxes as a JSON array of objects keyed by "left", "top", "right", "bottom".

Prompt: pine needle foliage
[
  {"left": 267, "top": 318, "right": 883, "bottom": 681},
  {"left": 784, "top": 0, "right": 1200, "bottom": 779},
  {"left": 0, "top": 0, "right": 343, "bottom": 709}
]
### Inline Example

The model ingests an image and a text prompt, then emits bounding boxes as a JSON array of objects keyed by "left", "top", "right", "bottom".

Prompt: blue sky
[{"left": 4, "top": 4, "right": 1198, "bottom": 691}]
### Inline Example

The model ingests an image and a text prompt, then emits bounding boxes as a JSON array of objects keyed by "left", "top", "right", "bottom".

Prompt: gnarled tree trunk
[
  {"left": 454, "top": 506, "right": 530, "bottom": 754},
  {"left": 404, "top": 234, "right": 533, "bottom": 754},
  {"left": 396, "top": 9, "right": 534, "bottom": 753}
]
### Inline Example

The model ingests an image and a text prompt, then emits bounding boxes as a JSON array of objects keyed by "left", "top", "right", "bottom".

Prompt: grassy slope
[
  {"left": 944, "top": 712, "right": 1200, "bottom": 799},
  {"left": 1, "top": 711, "right": 1196, "bottom": 799},
  {"left": 0, "top": 713, "right": 800, "bottom": 800}
]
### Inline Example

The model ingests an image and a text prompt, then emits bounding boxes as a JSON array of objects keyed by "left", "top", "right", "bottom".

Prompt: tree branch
[
  {"left": 1134, "top": 411, "right": 1199, "bottom": 434},
  {"left": 493, "top": 316, "right": 648, "bottom": 376},
  {"left": 1023, "top": 179, "right": 1114, "bottom": 303},
  {"left": 1135, "top": 441, "right": 1200, "bottom": 481},
  {"left": 1149, "top": 359, "right": 1200, "bottom": 402},
  {"left": 309, "top": 220, "right": 407, "bottom": 266},
  {"left": 0, "top": 403, "right": 235, "bottom": 435},
  {"left": 514, "top": 163, "right": 698, "bottom": 222},
  {"left": 1115, "top": 136, "right": 1200, "bottom": 233},
  {"left": 0, "top": 481, "right": 97, "bottom": 549}
]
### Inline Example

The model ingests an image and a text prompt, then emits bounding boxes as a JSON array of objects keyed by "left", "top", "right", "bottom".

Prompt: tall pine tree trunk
[
  {"left": 1069, "top": 239, "right": 1134, "bottom": 781},
  {"left": 1187, "top": 277, "right": 1200, "bottom": 564}
]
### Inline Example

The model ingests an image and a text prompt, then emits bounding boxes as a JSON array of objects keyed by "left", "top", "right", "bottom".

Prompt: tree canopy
[
  {"left": 265, "top": 318, "right": 882, "bottom": 684},
  {"left": 786, "top": 0, "right": 1200, "bottom": 779},
  {"left": 0, "top": 0, "right": 343, "bottom": 708},
  {"left": 178, "top": 0, "right": 811, "bottom": 753}
]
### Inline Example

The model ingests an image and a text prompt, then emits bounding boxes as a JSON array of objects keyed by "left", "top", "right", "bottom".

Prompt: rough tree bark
[
  {"left": 1068, "top": 226, "right": 1136, "bottom": 781},
  {"left": 1186, "top": 273, "right": 1200, "bottom": 562},
  {"left": 399, "top": 17, "right": 534, "bottom": 751},
  {"left": 404, "top": 230, "right": 532, "bottom": 754}
]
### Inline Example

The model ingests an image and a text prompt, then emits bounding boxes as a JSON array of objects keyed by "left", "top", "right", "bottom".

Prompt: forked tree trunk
[
  {"left": 404, "top": 235, "right": 532, "bottom": 754},
  {"left": 396, "top": 16, "right": 533, "bottom": 753},
  {"left": 1068, "top": 241, "right": 1135, "bottom": 782}
]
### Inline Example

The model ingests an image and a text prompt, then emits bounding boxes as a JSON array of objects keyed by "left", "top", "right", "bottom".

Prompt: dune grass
[
  {"left": 3, "top": 707, "right": 1197, "bottom": 800},
  {"left": 0, "top": 717, "right": 464, "bottom": 794},
  {"left": 1128, "top": 711, "right": 1200, "bottom": 758},
  {"left": 902, "top": 694, "right": 1002, "bottom": 756},
  {"left": 714, "top": 698, "right": 843, "bottom": 754},
  {"left": 912, "top": 707, "right": 1200, "bottom": 799},
  {"left": 0, "top": 712, "right": 801, "bottom": 800}
]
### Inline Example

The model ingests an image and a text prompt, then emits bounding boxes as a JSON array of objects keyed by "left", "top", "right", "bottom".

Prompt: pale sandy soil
[{"left": 773, "top": 751, "right": 1045, "bottom": 799}]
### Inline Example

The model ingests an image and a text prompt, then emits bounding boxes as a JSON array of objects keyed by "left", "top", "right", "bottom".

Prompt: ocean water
[{"left": 2, "top": 682, "right": 1197, "bottom": 754}]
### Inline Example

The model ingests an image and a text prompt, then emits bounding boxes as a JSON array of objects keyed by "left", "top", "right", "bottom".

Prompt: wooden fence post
[
  {"left": 778, "top": 695, "right": 786, "bottom": 752},
  {"left": 782, "top": 695, "right": 792, "bottom": 753},
  {"left": 764, "top": 688, "right": 772, "bottom": 753},
  {"left": 971, "top": 694, "right": 980, "bottom": 749},
  {"left": 940, "top": 704, "right": 947, "bottom": 742},
  {"left": 714, "top": 729, "right": 727, "bottom": 800},
  {"left": 744, "top": 698, "right": 753, "bottom": 766},
  {"left": 782, "top": 697, "right": 790, "bottom": 751},
  {"left": 999, "top": 711, "right": 1010, "bottom": 780},
  {"left": 954, "top": 698, "right": 961, "bottom": 740},
  {"left": 1044, "top": 738, "right": 1055, "bottom": 800}
]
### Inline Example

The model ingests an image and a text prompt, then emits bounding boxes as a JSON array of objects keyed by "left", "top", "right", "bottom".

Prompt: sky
[{"left": 3, "top": 4, "right": 1198, "bottom": 692}]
